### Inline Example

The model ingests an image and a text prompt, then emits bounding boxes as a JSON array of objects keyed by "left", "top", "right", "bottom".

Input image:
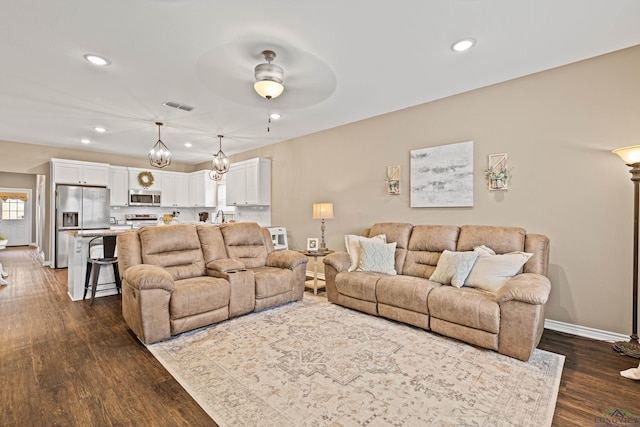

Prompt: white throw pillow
[
  {"left": 464, "top": 251, "right": 533, "bottom": 293},
  {"left": 473, "top": 245, "right": 496, "bottom": 256},
  {"left": 356, "top": 239, "right": 397, "bottom": 275},
  {"left": 344, "top": 234, "right": 387, "bottom": 272},
  {"left": 429, "top": 250, "right": 479, "bottom": 287}
]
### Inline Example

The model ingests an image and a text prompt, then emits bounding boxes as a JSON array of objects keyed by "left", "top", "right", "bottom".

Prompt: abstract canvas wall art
[{"left": 410, "top": 141, "right": 474, "bottom": 207}]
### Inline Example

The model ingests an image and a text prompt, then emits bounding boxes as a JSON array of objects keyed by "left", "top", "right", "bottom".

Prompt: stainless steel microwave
[{"left": 129, "top": 190, "right": 161, "bottom": 206}]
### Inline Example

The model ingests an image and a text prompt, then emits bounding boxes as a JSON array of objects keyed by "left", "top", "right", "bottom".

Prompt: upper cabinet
[
  {"left": 52, "top": 159, "right": 109, "bottom": 186},
  {"left": 161, "top": 172, "right": 190, "bottom": 207},
  {"left": 226, "top": 158, "right": 271, "bottom": 206},
  {"left": 128, "top": 168, "right": 161, "bottom": 191},
  {"left": 108, "top": 166, "right": 129, "bottom": 206},
  {"left": 189, "top": 170, "right": 217, "bottom": 208}
]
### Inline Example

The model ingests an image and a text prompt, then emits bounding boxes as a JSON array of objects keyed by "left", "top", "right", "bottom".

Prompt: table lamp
[{"left": 312, "top": 203, "right": 334, "bottom": 251}]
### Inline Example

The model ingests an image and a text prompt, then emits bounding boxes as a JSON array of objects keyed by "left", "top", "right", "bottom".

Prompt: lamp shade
[
  {"left": 312, "top": 203, "right": 334, "bottom": 220},
  {"left": 254, "top": 80, "right": 284, "bottom": 99},
  {"left": 613, "top": 145, "right": 640, "bottom": 164}
]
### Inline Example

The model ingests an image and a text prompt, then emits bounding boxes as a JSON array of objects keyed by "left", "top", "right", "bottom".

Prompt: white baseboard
[{"left": 544, "top": 319, "right": 629, "bottom": 343}]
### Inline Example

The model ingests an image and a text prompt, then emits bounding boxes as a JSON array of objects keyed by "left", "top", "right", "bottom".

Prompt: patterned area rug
[{"left": 147, "top": 296, "right": 564, "bottom": 426}]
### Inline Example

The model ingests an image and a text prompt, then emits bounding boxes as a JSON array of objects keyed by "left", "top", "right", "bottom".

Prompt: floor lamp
[
  {"left": 312, "top": 203, "right": 334, "bottom": 252},
  {"left": 612, "top": 145, "right": 640, "bottom": 358}
]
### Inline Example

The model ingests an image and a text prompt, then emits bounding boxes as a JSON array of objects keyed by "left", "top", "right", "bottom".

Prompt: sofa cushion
[
  {"left": 364, "top": 223, "right": 413, "bottom": 274},
  {"left": 464, "top": 251, "right": 533, "bottom": 293},
  {"left": 402, "top": 225, "right": 460, "bottom": 279},
  {"left": 196, "top": 224, "right": 229, "bottom": 263},
  {"left": 345, "top": 233, "right": 386, "bottom": 272},
  {"left": 220, "top": 222, "right": 268, "bottom": 269},
  {"left": 170, "top": 276, "right": 230, "bottom": 319},
  {"left": 335, "top": 271, "right": 383, "bottom": 302},
  {"left": 252, "top": 266, "right": 295, "bottom": 299},
  {"left": 428, "top": 286, "right": 500, "bottom": 334},
  {"left": 376, "top": 275, "right": 440, "bottom": 314},
  {"left": 456, "top": 225, "right": 526, "bottom": 254},
  {"left": 138, "top": 224, "right": 206, "bottom": 281},
  {"left": 428, "top": 250, "right": 478, "bottom": 287},
  {"left": 357, "top": 240, "right": 397, "bottom": 275}
]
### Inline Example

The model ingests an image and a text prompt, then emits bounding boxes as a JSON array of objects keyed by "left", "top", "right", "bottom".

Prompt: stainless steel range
[{"left": 125, "top": 213, "right": 159, "bottom": 227}]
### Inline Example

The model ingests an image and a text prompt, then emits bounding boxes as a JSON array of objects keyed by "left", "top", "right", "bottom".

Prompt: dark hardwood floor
[{"left": 1, "top": 246, "right": 639, "bottom": 426}]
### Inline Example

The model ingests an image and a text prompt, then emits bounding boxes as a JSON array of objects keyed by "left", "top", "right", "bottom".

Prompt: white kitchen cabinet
[
  {"left": 52, "top": 159, "right": 109, "bottom": 186},
  {"left": 189, "top": 171, "right": 217, "bottom": 208},
  {"left": 161, "top": 172, "right": 190, "bottom": 207},
  {"left": 128, "top": 168, "right": 161, "bottom": 191},
  {"left": 225, "top": 158, "right": 271, "bottom": 206},
  {"left": 108, "top": 166, "right": 129, "bottom": 206}
]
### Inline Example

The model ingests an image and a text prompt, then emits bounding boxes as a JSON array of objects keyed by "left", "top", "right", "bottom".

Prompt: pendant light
[
  {"left": 208, "top": 169, "right": 224, "bottom": 181},
  {"left": 148, "top": 122, "right": 172, "bottom": 168},
  {"left": 211, "top": 134, "right": 230, "bottom": 175},
  {"left": 254, "top": 50, "right": 284, "bottom": 100}
]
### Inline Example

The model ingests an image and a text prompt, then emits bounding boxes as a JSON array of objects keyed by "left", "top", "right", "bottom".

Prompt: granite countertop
[{"left": 65, "top": 228, "right": 134, "bottom": 238}]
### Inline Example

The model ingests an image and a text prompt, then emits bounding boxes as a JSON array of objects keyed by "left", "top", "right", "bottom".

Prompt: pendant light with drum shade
[
  {"left": 148, "top": 122, "right": 172, "bottom": 168},
  {"left": 209, "top": 134, "right": 230, "bottom": 180}
]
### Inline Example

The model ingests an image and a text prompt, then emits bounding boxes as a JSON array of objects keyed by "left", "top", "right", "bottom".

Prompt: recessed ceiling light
[
  {"left": 80, "top": 138, "right": 91, "bottom": 144},
  {"left": 269, "top": 113, "right": 282, "bottom": 120},
  {"left": 184, "top": 142, "right": 192, "bottom": 148},
  {"left": 93, "top": 126, "right": 107, "bottom": 133},
  {"left": 451, "top": 39, "right": 476, "bottom": 52},
  {"left": 83, "top": 54, "right": 110, "bottom": 66}
]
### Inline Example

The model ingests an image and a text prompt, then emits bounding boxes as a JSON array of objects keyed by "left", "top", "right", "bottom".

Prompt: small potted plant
[
  {"left": 0, "top": 235, "right": 7, "bottom": 250},
  {"left": 485, "top": 165, "right": 510, "bottom": 190},
  {"left": 385, "top": 174, "right": 400, "bottom": 194}
]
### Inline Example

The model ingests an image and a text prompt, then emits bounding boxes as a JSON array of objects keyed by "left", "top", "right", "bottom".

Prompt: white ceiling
[{"left": 2, "top": 0, "right": 640, "bottom": 165}]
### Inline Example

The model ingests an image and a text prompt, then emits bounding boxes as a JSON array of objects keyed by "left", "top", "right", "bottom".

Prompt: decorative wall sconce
[
  {"left": 386, "top": 165, "right": 400, "bottom": 195},
  {"left": 485, "top": 153, "right": 510, "bottom": 190}
]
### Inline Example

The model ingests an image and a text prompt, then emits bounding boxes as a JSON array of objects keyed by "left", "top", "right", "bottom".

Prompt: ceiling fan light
[
  {"left": 254, "top": 80, "right": 284, "bottom": 99},
  {"left": 253, "top": 50, "right": 285, "bottom": 99}
]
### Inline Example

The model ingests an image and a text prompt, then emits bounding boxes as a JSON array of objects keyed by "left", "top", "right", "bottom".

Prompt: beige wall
[
  {"left": 2, "top": 45, "right": 638, "bottom": 335},
  {"left": 202, "top": 45, "right": 639, "bottom": 335}
]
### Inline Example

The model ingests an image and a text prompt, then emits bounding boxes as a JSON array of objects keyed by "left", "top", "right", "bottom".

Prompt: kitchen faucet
[{"left": 215, "top": 210, "right": 226, "bottom": 224}]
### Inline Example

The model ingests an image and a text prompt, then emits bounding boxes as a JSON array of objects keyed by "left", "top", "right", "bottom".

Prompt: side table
[{"left": 300, "top": 250, "right": 334, "bottom": 295}]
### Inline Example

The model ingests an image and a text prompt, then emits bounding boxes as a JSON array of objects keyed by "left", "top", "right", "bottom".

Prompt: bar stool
[{"left": 83, "top": 235, "right": 121, "bottom": 305}]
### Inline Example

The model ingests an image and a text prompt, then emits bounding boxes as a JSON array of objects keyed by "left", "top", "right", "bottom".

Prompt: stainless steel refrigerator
[{"left": 55, "top": 185, "right": 111, "bottom": 268}]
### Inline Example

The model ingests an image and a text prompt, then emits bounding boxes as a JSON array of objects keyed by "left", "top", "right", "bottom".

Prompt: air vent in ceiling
[{"left": 162, "top": 100, "right": 194, "bottom": 112}]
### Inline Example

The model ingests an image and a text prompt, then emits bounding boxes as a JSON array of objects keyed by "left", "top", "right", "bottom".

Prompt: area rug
[{"left": 147, "top": 296, "right": 564, "bottom": 426}]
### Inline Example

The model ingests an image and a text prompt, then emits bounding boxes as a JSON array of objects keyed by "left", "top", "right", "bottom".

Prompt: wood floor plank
[{"left": 1, "top": 246, "right": 639, "bottom": 426}]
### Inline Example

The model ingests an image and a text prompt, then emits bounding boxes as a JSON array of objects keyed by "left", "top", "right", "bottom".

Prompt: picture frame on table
[{"left": 306, "top": 238, "right": 319, "bottom": 252}]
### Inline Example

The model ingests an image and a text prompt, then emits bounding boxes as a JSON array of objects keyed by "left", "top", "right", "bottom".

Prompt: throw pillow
[
  {"left": 344, "top": 234, "right": 387, "bottom": 272},
  {"left": 356, "top": 240, "right": 397, "bottom": 275},
  {"left": 464, "top": 251, "right": 534, "bottom": 293},
  {"left": 429, "top": 250, "right": 479, "bottom": 287},
  {"left": 473, "top": 245, "right": 496, "bottom": 256}
]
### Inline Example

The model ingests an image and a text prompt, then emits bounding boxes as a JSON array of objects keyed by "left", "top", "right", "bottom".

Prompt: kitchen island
[{"left": 65, "top": 228, "right": 131, "bottom": 301}]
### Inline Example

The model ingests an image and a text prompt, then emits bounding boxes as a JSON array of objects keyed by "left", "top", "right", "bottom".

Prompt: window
[{"left": 2, "top": 199, "right": 25, "bottom": 220}]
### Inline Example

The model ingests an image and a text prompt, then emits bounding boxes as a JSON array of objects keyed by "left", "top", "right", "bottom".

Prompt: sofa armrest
[
  {"left": 323, "top": 251, "right": 350, "bottom": 273},
  {"left": 122, "top": 264, "right": 174, "bottom": 292},
  {"left": 207, "top": 258, "right": 246, "bottom": 273},
  {"left": 266, "top": 250, "right": 308, "bottom": 270},
  {"left": 495, "top": 273, "right": 551, "bottom": 305}
]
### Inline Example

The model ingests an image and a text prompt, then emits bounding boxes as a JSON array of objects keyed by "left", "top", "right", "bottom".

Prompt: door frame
[{"left": 0, "top": 187, "right": 33, "bottom": 246}]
